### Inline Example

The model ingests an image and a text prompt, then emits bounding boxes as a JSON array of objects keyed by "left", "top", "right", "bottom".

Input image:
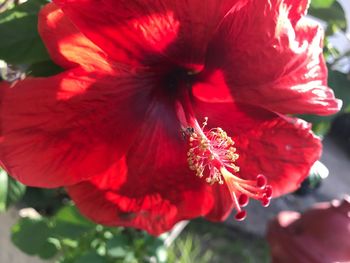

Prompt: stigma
[{"left": 186, "top": 118, "right": 272, "bottom": 221}]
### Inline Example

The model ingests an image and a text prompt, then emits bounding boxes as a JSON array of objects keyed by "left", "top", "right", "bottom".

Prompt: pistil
[
  {"left": 175, "top": 89, "right": 272, "bottom": 221},
  {"left": 186, "top": 117, "right": 273, "bottom": 221}
]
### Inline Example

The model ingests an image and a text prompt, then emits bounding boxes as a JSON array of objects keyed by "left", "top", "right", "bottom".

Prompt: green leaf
[
  {"left": 108, "top": 246, "right": 127, "bottom": 258},
  {"left": 60, "top": 238, "right": 78, "bottom": 248},
  {"left": 309, "top": 2, "right": 347, "bottom": 32},
  {"left": 52, "top": 204, "right": 94, "bottom": 239},
  {"left": 0, "top": 169, "right": 8, "bottom": 212},
  {"left": 26, "top": 60, "right": 63, "bottom": 77},
  {"left": 0, "top": 0, "right": 50, "bottom": 64},
  {"left": 311, "top": 0, "right": 335, "bottom": 8},
  {"left": 328, "top": 69, "right": 350, "bottom": 110},
  {"left": 11, "top": 217, "right": 51, "bottom": 255},
  {"left": 22, "top": 188, "right": 65, "bottom": 214},
  {"left": 6, "top": 176, "right": 26, "bottom": 208},
  {"left": 38, "top": 238, "right": 60, "bottom": 259},
  {"left": 124, "top": 252, "right": 137, "bottom": 263},
  {"left": 73, "top": 252, "right": 105, "bottom": 263},
  {"left": 55, "top": 204, "right": 93, "bottom": 227},
  {"left": 53, "top": 221, "right": 91, "bottom": 239},
  {"left": 106, "top": 235, "right": 130, "bottom": 258},
  {"left": 0, "top": 169, "right": 26, "bottom": 212}
]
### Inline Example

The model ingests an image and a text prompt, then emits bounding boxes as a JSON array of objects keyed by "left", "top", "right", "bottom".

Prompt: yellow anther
[{"left": 186, "top": 118, "right": 240, "bottom": 188}]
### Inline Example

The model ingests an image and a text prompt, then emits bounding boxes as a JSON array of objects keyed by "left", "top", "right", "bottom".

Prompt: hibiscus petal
[
  {"left": 204, "top": 183, "right": 234, "bottom": 222},
  {"left": 192, "top": 70, "right": 233, "bottom": 103},
  {"left": 206, "top": 0, "right": 341, "bottom": 115},
  {"left": 68, "top": 102, "right": 217, "bottom": 235},
  {"left": 68, "top": 159, "right": 215, "bottom": 236},
  {"left": 193, "top": 100, "right": 322, "bottom": 197},
  {"left": 38, "top": 3, "right": 115, "bottom": 73},
  {"left": 53, "top": 0, "right": 242, "bottom": 68},
  {"left": 0, "top": 81, "right": 8, "bottom": 135},
  {"left": 0, "top": 69, "right": 151, "bottom": 187}
]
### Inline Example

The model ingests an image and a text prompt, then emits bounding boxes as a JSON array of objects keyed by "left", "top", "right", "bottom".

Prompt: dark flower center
[{"left": 160, "top": 66, "right": 200, "bottom": 98}]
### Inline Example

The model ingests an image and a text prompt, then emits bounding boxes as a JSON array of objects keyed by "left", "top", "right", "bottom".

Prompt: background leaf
[
  {"left": 26, "top": 60, "right": 63, "bottom": 77},
  {"left": 52, "top": 204, "right": 94, "bottom": 239},
  {"left": 38, "top": 238, "right": 59, "bottom": 259},
  {"left": 22, "top": 188, "right": 66, "bottom": 215},
  {"left": 73, "top": 252, "right": 105, "bottom": 263},
  {"left": 0, "top": 169, "right": 8, "bottom": 212},
  {"left": 11, "top": 217, "right": 52, "bottom": 255},
  {"left": 6, "top": 176, "right": 26, "bottom": 208},
  {"left": 0, "top": 0, "right": 50, "bottom": 65},
  {"left": 328, "top": 69, "right": 350, "bottom": 110},
  {"left": 311, "top": 0, "right": 335, "bottom": 9},
  {"left": 106, "top": 236, "right": 130, "bottom": 258},
  {"left": 309, "top": 1, "right": 347, "bottom": 33},
  {"left": 0, "top": 169, "right": 26, "bottom": 211},
  {"left": 54, "top": 204, "right": 93, "bottom": 227}
]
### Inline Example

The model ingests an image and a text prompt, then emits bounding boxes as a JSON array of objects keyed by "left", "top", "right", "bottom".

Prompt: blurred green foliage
[
  {"left": 0, "top": 0, "right": 50, "bottom": 64},
  {"left": 309, "top": 1, "right": 347, "bottom": 33},
  {"left": 0, "top": 0, "right": 62, "bottom": 77},
  {"left": 0, "top": 169, "right": 26, "bottom": 212},
  {"left": 311, "top": 0, "right": 335, "bottom": 9},
  {"left": 11, "top": 204, "right": 171, "bottom": 263},
  {"left": 10, "top": 202, "right": 269, "bottom": 263}
]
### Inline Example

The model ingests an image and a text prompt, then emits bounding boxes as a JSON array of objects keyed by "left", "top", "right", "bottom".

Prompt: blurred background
[{"left": 0, "top": 0, "right": 350, "bottom": 262}]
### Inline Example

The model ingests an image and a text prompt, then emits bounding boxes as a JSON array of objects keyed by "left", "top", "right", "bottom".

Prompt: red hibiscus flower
[{"left": 0, "top": 0, "right": 341, "bottom": 235}]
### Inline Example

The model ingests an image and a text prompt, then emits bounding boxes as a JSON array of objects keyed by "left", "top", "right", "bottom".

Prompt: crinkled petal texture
[
  {"left": 0, "top": 69, "right": 154, "bottom": 187},
  {"left": 67, "top": 98, "right": 320, "bottom": 235},
  {"left": 205, "top": 0, "right": 341, "bottom": 115},
  {"left": 67, "top": 101, "right": 217, "bottom": 235},
  {"left": 52, "top": 0, "right": 246, "bottom": 68}
]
